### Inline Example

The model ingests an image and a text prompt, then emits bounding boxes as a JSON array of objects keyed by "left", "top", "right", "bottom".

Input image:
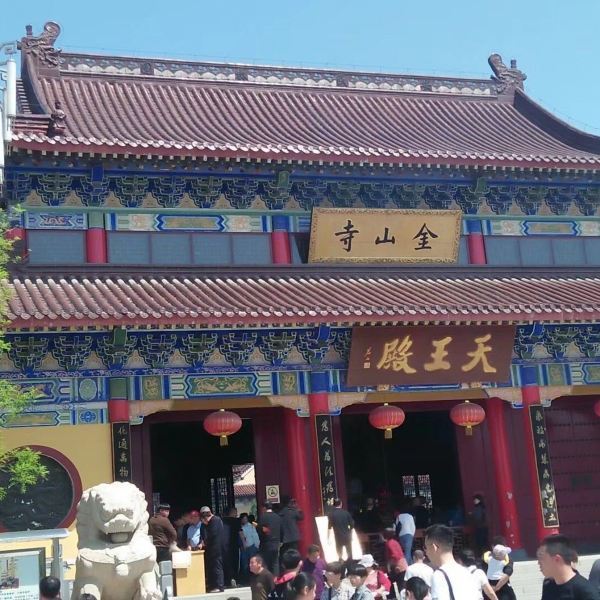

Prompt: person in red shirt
[{"left": 384, "top": 528, "right": 408, "bottom": 590}]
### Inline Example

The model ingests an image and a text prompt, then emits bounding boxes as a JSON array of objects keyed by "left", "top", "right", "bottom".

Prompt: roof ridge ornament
[
  {"left": 488, "top": 53, "right": 526, "bottom": 93},
  {"left": 47, "top": 100, "right": 66, "bottom": 136},
  {"left": 18, "top": 21, "right": 61, "bottom": 69}
]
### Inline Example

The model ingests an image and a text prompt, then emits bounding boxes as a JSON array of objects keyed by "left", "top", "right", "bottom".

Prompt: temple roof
[
  {"left": 7, "top": 273, "right": 600, "bottom": 328},
  {"left": 11, "top": 22, "right": 600, "bottom": 169}
]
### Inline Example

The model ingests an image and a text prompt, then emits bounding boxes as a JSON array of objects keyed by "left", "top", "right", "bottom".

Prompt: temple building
[{"left": 3, "top": 21, "right": 600, "bottom": 565}]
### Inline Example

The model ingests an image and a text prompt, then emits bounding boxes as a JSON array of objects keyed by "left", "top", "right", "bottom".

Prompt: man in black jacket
[
  {"left": 328, "top": 498, "right": 354, "bottom": 560},
  {"left": 280, "top": 497, "right": 304, "bottom": 554},
  {"left": 201, "top": 506, "right": 226, "bottom": 592},
  {"left": 258, "top": 502, "right": 282, "bottom": 576}
]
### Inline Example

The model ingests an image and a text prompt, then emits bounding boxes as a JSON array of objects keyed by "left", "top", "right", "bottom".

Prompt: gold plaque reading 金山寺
[{"left": 308, "top": 208, "right": 462, "bottom": 263}]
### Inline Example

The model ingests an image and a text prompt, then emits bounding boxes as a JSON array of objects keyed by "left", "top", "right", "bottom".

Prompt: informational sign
[
  {"left": 347, "top": 325, "right": 516, "bottom": 386},
  {"left": 0, "top": 548, "right": 45, "bottom": 600},
  {"left": 315, "top": 415, "right": 338, "bottom": 509},
  {"left": 265, "top": 485, "right": 280, "bottom": 504},
  {"left": 308, "top": 208, "right": 461, "bottom": 263},
  {"left": 529, "top": 406, "right": 560, "bottom": 528},
  {"left": 112, "top": 423, "right": 132, "bottom": 482}
]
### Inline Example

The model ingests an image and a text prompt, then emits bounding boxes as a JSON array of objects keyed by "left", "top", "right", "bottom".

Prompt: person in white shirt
[
  {"left": 424, "top": 524, "right": 480, "bottom": 600},
  {"left": 395, "top": 504, "right": 417, "bottom": 565},
  {"left": 457, "top": 549, "right": 498, "bottom": 600},
  {"left": 404, "top": 550, "right": 433, "bottom": 588}
]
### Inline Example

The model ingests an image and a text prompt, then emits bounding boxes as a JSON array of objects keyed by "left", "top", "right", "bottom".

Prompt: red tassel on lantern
[
  {"left": 450, "top": 401, "right": 485, "bottom": 436},
  {"left": 594, "top": 400, "right": 600, "bottom": 418},
  {"left": 204, "top": 409, "right": 242, "bottom": 446},
  {"left": 369, "top": 403, "right": 406, "bottom": 439}
]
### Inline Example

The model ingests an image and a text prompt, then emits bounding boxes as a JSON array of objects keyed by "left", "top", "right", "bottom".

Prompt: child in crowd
[{"left": 484, "top": 545, "right": 516, "bottom": 600}]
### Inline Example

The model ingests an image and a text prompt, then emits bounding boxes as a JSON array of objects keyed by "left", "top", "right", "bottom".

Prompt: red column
[
  {"left": 486, "top": 397, "right": 523, "bottom": 549},
  {"left": 271, "top": 215, "right": 291, "bottom": 264},
  {"left": 467, "top": 220, "right": 486, "bottom": 265},
  {"left": 520, "top": 377, "right": 560, "bottom": 542},
  {"left": 86, "top": 212, "right": 107, "bottom": 263},
  {"left": 108, "top": 378, "right": 131, "bottom": 482},
  {"left": 86, "top": 228, "right": 107, "bottom": 263},
  {"left": 283, "top": 408, "right": 314, "bottom": 554},
  {"left": 108, "top": 398, "right": 129, "bottom": 423}
]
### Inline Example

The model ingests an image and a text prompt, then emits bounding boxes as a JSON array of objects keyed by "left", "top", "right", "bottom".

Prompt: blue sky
[{"left": 3, "top": 0, "right": 600, "bottom": 132}]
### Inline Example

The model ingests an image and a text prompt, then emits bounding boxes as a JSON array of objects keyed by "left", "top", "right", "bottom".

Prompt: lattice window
[
  {"left": 402, "top": 475, "right": 416, "bottom": 498},
  {"left": 417, "top": 474, "right": 433, "bottom": 505},
  {"left": 210, "top": 477, "right": 230, "bottom": 516}
]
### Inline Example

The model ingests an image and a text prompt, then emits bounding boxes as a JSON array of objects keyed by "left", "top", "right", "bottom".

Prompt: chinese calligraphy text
[
  {"left": 529, "top": 406, "right": 559, "bottom": 528},
  {"left": 347, "top": 325, "right": 516, "bottom": 386},
  {"left": 308, "top": 208, "right": 461, "bottom": 263},
  {"left": 315, "top": 414, "right": 338, "bottom": 511},
  {"left": 112, "top": 422, "right": 132, "bottom": 482}
]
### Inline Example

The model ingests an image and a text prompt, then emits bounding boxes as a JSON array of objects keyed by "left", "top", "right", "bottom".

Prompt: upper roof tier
[{"left": 11, "top": 22, "right": 600, "bottom": 169}]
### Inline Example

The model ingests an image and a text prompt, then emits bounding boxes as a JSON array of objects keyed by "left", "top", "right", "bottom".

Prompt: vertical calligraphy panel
[
  {"left": 315, "top": 415, "right": 338, "bottom": 509},
  {"left": 112, "top": 422, "right": 132, "bottom": 482},
  {"left": 529, "top": 406, "right": 559, "bottom": 528}
]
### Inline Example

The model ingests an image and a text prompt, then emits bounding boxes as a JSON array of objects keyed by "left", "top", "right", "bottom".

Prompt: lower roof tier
[{"left": 6, "top": 273, "right": 600, "bottom": 328}]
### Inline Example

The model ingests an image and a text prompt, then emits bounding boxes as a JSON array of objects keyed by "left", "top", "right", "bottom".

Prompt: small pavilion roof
[
  {"left": 7, "top": 272, "right": 600, "bottom": 329},
  {"left": 11, "top": 22, "right": 600, "bottom": 169}
]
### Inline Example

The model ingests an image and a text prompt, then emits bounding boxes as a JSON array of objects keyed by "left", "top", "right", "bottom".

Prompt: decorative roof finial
[
  {"left": 47, "top": 100, "right": 66, "bottom": 136},
  {"left": 18, "top": 21, "right": 62, "bottom": 68},
  {"left": 488, "top": 53, "right": 527, "bottom": 93}
]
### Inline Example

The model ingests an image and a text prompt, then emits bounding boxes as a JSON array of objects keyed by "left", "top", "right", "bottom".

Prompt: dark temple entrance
[
  {"left": 150, "top": 419, "right": 256, "bottom": 518},
  {"left": 341, "top": 410, "right": 463, "bottom": 525}
]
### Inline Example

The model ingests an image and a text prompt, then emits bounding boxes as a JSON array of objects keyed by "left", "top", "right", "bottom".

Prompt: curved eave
[
  {"left": 8, "top": 274, "right": 600, "bottom": 330},
  {"left": 514, "top": 89, "right": 600, "bottom": 155},
  {"left": 10, "top": 137, "right": 600, "bottom": 170},
  {"left": 8, "top": 309, "right": 600, "bottom": 330}
]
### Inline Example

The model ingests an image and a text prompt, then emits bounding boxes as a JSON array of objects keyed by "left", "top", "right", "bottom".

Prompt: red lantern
[
  {"left": 450, "top": 401, "right": 485, "bottom": 436},
  {"left": 203, "top": 409, "right": 242, "bottom": 446},
  {"left": 369, "top": 403, "right": 406, "bottom": 439},
  {"left": 594, "top": 400, "right": 600, "bottom": 418}
]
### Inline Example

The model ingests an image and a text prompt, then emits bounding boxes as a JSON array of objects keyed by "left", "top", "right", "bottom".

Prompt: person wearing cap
[
  {"left": 201, "top": 506, "right": 226, "bottom": 592},
  {"left": 359, "top": 554, "right": 391, "bottom": 600},
  {"left": 149, "top": 502, "right": 178, "bottom": 563}
]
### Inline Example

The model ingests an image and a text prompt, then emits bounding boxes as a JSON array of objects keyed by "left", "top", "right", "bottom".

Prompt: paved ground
[{"left": 178, "top": 554, "right": 600, "bottom": 600}]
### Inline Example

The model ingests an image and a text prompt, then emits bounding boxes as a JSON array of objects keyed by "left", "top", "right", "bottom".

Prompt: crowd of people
[
  {"left": 33, "top": 493, "right": 600, "bottom": 600},
  {"left": 145, "top": 495, "right": 600, "bottom": 600},
  {"left": 242, "top": 525, "right": 600, "bottom": 600}
]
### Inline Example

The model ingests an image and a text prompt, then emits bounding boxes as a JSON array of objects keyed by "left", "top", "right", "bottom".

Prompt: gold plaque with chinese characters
[
  {"left": 347, "top": 325, "right": 516, "bottom": 386},
  {"left": 308, "top": 208, "right": 462, "bottom": 263}
]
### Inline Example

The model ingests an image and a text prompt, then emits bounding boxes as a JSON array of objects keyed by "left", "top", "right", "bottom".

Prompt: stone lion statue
[{"left": 71, "top": 481, "right": 161, "bottom": 600}]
